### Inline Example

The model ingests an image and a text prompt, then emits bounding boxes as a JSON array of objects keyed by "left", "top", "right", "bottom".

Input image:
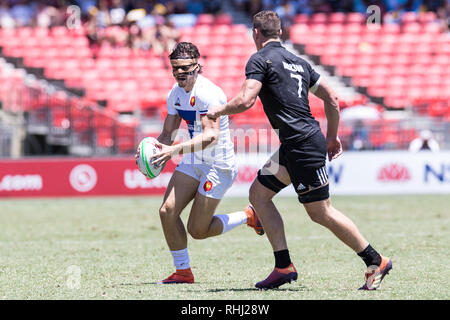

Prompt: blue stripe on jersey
[{"left": 177, "top": 109, "right": 196, "bottom": 137}]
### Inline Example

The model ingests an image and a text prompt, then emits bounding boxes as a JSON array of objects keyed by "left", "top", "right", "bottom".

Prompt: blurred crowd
[
  {"left": 0, "top": 0, "right": 449, "bottom": 55},
  {"left": 0, "top": 0, "right": 224, "bottom": 55},
  {"left": 234, "top": 0, "right": 448, "bottom": 15},
  {"left": 83, "top": 0, "right": 183, "bottom": 56},
  {"left": 235, "top": 0, "right": 450, "bottom": 40},
  {"left": 0, "top": 0, "right": 223, "bottom": 29}
]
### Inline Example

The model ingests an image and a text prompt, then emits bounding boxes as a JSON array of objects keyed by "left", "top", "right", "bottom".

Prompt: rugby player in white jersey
[{"left": 148, "top": 42, "right": 264, "bottom": 284}]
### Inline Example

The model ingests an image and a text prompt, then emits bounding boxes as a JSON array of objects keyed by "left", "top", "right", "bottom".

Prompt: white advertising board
[{"left": 227, "top": 151, "right": 450, "bottom": 197}]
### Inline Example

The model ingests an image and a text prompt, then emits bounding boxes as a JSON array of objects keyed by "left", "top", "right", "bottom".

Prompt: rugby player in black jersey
[{"left": 207, "top": 10, "right": 392, "bottom": 290}]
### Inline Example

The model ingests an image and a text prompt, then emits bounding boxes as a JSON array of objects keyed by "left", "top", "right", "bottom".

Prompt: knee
[
  {"left": 305, "top": 201, "right": 333, "bottom": 225},
  {"left": 187, "top": 225, "right": 208, "bottom": 240},
  {"left": 308, "top": 210, "right": 327, "bottom": 225},
  {"left": 159, "top": 204, "right": 176, "bottom": 222}
]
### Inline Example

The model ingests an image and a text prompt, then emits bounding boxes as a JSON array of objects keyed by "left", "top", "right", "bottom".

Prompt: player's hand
[
  {"left": 326, "top": 136, "right": 343, "bottom": 161},
  {"left": 206, "top": 106, "right": 220, "bottom": 120},
  {"left": 150, "top": 141, "right": 174, "bottom": 168}
]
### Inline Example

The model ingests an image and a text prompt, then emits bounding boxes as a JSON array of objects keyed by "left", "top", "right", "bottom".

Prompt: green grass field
[{"left": 0, "top": 195, "right": 449, "bottom": 300}]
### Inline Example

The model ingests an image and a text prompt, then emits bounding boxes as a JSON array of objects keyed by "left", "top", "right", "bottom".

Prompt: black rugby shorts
[{"left": 258, "top": 130, "right": 330, "bottom": 203}]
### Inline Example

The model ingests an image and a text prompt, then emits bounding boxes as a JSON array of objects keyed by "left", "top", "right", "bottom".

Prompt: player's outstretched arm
[
  {"left": 157, "top": 114, "right": 182, "bottom": 146},
  {"left": 312, "top": 77, "right": 343, "bottom": 161},
  {"left": 206, "top": 79, "right": 262, "bottom": 120},
  {"left": 152, "top": 115, "right": 220, "bottom": 167}
]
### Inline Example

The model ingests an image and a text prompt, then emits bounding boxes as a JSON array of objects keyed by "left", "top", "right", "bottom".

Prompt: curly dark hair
[{"left": 168, "top": 42, "right": 200, "bottom": 60}]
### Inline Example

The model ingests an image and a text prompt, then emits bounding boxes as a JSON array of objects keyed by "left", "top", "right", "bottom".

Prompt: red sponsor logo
[
  {"left": 377, "top": 163, "right": 411, "bottom": 182},
  {"left": 190, "top": 96, "right": 195, "bottom": 107},
  {"left": 203, "top": 180, "right": 213, "bottom": 192},
  {"left": 0, "top": 174, "right": 43, "bottom": 191},
  {"left": 69, "top": 164, "right": 98, "bottom": 192}
]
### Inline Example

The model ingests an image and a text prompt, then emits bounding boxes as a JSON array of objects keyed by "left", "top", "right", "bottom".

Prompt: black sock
[
  {"left": 274, "top": 249, "right": 291, "bottom": 269},
  {"left": 357, "top": 244, "right": 382, "bottom": 267}
]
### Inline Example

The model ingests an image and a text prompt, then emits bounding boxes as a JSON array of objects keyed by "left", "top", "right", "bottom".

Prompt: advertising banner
[
  {"left": 326, "top": 151, "right": 450, "bottom": 195},
  {"left": 0, "top": 157, "right": 176, "bottom": 197},
  {"left": 1, "top": 151, "right": 449, "bottom": 198}
]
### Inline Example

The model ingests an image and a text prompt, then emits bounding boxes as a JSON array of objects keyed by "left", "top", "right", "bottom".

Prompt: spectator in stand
[
  {"left": 150, "top": 15, "right": 179, "bottom": 55},
  {"left": 204, "top": 0, "right": 222, "bottom": 14},
  {"left": 172, "top": 0, "right": 188, "bottom": 14},
  {"left": 110, "top": 0, "right": 126, "bottom": 25},
  {"left": 35, "top": 1, "right": 61, "bottom": 28},
  {"left": 423, "top": 0, "right": 445, "bottom": 12},
  {"left": 309, "top": 0, "right": 332, "bottom": 13},
  {"left": 294, "top": 0, "right": 314, "bottom": 14},
  {"left": 0, "top": 0, "right": 15, "bottom": 28},
  {"left": 232, "top": 0, "right": 247, "bottom": 12},
  {"left": 353, "top": 0, "right": 387, "bottom": 14},
  {"left": 384, "top": 0, "right": 422, "bottom": 12},
  {"left": 127, "top": 22, "right": 150, "bottom": 50},
  {"left": 409, "top": 130, "right": 440, "bottom": 153},
  {"left": 350, "top": 120, "right": 370, "bottom": 151},
  {"left": 10, "top": 0, "right": 35, "bottom": 27},
  {"left": 77, "top": 0, "right": 97, "bottom": 14},
  {"left": 250, "top": 0, "right": 263, "bottom": 16},
  {"left": 437, "top": 0, "right": 449, "bottom": 33},
  {"left": 328, "top": 0, "right": 354, "bottom": 12},
  {"left": 85, "top": 6, "right": 103, "bottom": 53},
  {"left": 96, "top": 0, "right": 111, "bottom": 28},
  {"left": 274, "top": 0, "right": 296, "bottom": 42},
  {"left": 186, "top": 0, "right": 204, "bottom": 15}
]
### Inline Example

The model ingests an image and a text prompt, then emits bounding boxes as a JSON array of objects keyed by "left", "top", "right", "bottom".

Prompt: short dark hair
[
  {"left": 253, "top": 10, "right": 281, "bottom": 39},
  {"left": 169, "top": 42, "right": 200, "bottom": 60}
]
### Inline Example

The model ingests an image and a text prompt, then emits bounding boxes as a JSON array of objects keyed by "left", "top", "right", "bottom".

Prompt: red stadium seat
[
  {"left": 211, "top": 24, "right": 231, "bottom": 36},
  {"left": 215, "top": 14, "right": 233, "bottom": 25},
  {"left": 328, "top": 23, "right": 345, "bottom": 35},
  {"left": 346, "top": 12, "right": 365, "bottom": 24},
  {"left": 310, "top": 13, "right": 328, "bottom": 24},
  {"left": 329, "top": 12, "right": 346, "bottom": 24},
  {"left": 196, "top": 14, "right": 215, "bottom": 25},
  {"left": 0, "top": 15, "right": 444, "bottom": 146},
  {"left": 344, "top": 23, "right": 363, "bottom": 34},
  {"left": 192, "top": 24, "right": 212, "bottom": 36},
  {"left": 381, "top": 23, "right": 401, "bottom": 34},
  {"left": 403, "top": 23, "right": 422, "bottom": 34},
  {"left": 418, "top": 11, "right": 438, "bottom": 23},
  {"left": 309, "top": 23, "right": 327, "bottom": 35},
  {"left": 294, "top": 14, "right": 309, "bottom": 24},
  {"left": 423, "top": 23, "right": 441, "bottom": 34},
  {"left": 16, "top": 27, "right": 33, "bottom": 38},
  {"left": 51, "top": 26, "right": 69, "bottom": 37},
  {"left": 401, "top": 12, "right": 418, "bottom": 23}
]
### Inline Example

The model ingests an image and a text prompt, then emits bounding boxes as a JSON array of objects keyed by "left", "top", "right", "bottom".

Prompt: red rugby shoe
[{"left": 158, "top": 268, "right": 194, "bottom": 284}]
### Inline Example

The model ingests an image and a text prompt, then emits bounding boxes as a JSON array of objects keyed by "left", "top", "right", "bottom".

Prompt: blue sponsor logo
[
  {"left": 424, "top": 164, "right": 450, "bottom": 183},
  {"left": 328, "top": 164, "right": 343, "bottom": 184}
]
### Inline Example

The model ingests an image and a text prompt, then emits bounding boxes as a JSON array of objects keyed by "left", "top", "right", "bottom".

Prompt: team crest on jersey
[
  {"left": 175, "top": 97, "right": 181, "bottom": 106},
  {"left": 190, "top": 96, "right": 195, "bottom": 107},
  {"left": 203, "top": 181, "right": 213, "bottom": 192}
]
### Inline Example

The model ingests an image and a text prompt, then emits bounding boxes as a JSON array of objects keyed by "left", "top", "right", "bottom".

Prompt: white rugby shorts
[{"left": 175, "top": 163, "right": 237, "bottom": 199}]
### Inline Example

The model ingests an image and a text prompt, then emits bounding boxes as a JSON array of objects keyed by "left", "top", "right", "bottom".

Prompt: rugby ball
[{"left": 136, "top": 137, "right": 164, "bottom": 179}]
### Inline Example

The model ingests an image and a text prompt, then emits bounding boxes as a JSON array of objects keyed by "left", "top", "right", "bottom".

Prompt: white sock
[
  {"left": 170, "top": 248, "right": 190, "bottom": 270},
  {"left": 215, "top": 211, "right": 247, "bottom": 234}
]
